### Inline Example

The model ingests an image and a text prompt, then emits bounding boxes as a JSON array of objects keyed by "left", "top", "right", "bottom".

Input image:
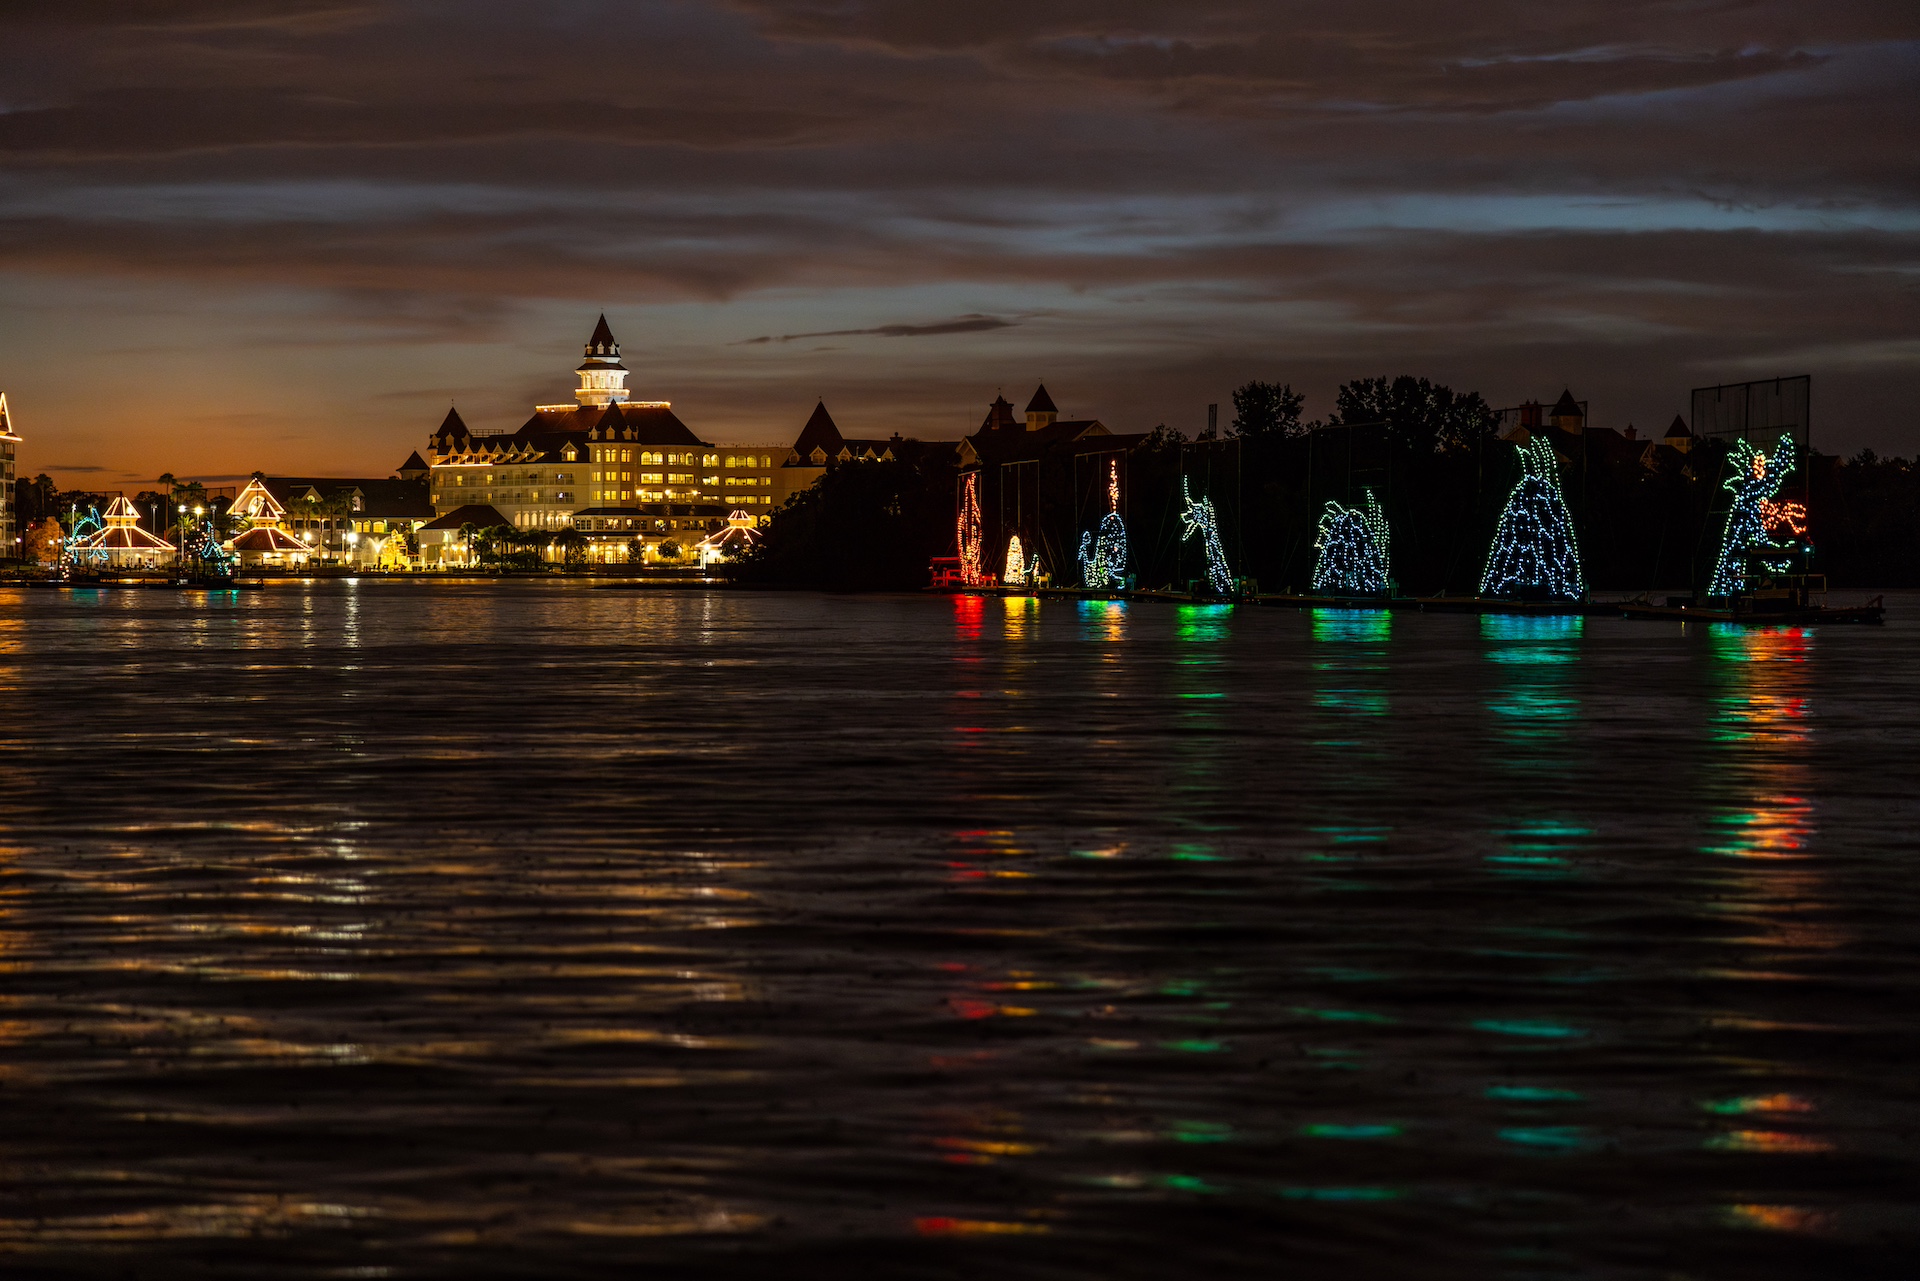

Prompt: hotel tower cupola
[{"left": 575, "top": 314, "right": 631, "bottom": 407}]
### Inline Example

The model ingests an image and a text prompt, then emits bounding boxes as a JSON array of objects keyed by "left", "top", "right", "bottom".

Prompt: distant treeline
[{"left": 735, "top": 376, "right": 1920, "bottom": 593}]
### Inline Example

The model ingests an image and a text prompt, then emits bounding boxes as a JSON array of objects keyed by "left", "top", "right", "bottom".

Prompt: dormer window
[
  {"left": 563, "top": 446, "right": 577, "bottom": 461},
  {"left": 810, "top": 447, "right": 827, "bottom": 465}
]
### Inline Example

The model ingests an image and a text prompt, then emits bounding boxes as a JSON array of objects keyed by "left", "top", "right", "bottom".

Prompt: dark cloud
[
  {"left": 739, "top": 314, "right": 1018, "bottom": 343},
  {"left": 0, "top": 0, "right": 1915, "bottom": 489}
]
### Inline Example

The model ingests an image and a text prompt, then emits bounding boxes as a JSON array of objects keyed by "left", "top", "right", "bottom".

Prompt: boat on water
[{"left": 1619, "top": 573, "right": 1884, "bottom": 625}]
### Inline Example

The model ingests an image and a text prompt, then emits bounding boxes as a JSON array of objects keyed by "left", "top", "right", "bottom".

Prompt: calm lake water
[{"left": 0, "top": 583, "right": 1915, "bottom": 1279}]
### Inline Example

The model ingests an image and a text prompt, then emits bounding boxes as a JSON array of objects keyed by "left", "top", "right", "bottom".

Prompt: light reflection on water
[{"left": 0, "top": 584, "right": 1914, "bottom": 1278}]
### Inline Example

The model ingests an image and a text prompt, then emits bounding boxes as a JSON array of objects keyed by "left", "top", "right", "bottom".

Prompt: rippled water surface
[{"left": 1, "top": 583, "right": 1916, "bottom": 1279}]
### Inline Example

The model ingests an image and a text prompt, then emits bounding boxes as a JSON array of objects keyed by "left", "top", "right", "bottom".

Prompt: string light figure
[
  {"left": 1480, "top": 437, "right": 1584, "bottom": 600},
  {"left": 189, "top": 521, "right": 236, "bottom": 576},
  {"left": 1312, "top": 489, "right": 1390, "bottom": 595},
  {"left": 1179, "top": 477, "right": 1232, "bottom": 595},
  {"left": 1078, "top": 460, "right": 1128, "bottom": 590},
  {"left": 957, "top": 472, "right": 984, "bottom": 585},
  {"left": 61, "top": 506, "right": 104, "bottom": 569},
  {"left": 1709, "top": 433, "right": 1802, "bottom": 597},
  {"left": 1004, "top": 534, "right": 1027, "bottom": 587}
]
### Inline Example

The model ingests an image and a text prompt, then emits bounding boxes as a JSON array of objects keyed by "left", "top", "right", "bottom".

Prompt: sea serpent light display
[
  {"left": 1481, "top": 437, "right": 1583, "bottom": 601},
  {"left": 1179, "top": 477, "right": 1233, "bottom": 595},
  {"left": 1312, "top": 489, "right": 1390, "bottom": 595}
]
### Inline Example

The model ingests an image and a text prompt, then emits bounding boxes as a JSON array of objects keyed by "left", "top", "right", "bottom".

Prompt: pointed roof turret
[
  {"left": 981, "top": 394, "right": 1017, "bottom": 432},
  {"left": 1025, "top": 384, "right": 1057, "bottom": 415},
  {"left": 399, "top": 450, "right": 427, "bottom": 470},
  {"left": 0, "top": 391, "right": 15, "bottom": 439},
  {"left": 587, "top": 314, "right": 618, "bottom": 356},
  {"left": 1551, "top": 389, "right": 1583, "bottom": 418},
  {"left": 438, "top": 405, "right": 469, "bottom": 436},
  {"left": 790, "top": 400, "right": 846, "bottom": 462},
  {"left": 595, "top": 402, "right": 627, "bottom": 434},
  {"left": 1664, "top": 414, "right": 1692, "bottom": 439}
]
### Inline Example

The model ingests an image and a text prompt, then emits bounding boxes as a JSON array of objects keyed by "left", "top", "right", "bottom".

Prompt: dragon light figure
[
  {"left": 1312, "top": 489, "right": 1391, "bottom": 595},
  {"left": 1179, "top": 477, "right": 1232, "bottom": 595},
  {"left": 1708, "top": 434, "right": 1803, "bottom": 597}
]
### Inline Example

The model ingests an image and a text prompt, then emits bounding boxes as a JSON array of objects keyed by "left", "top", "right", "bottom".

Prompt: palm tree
[
  {"left": 458, "top": 521, "right": 478, "bottom": 567},
  {"left": 320, "top": 490, "right": 357, "bottom": 562}
]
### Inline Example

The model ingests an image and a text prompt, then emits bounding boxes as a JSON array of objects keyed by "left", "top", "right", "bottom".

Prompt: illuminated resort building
[
  {"left": 424, "top": 316, "right": 801, "bottom": 564},
  {"left": 250, "top": 465, "right": 436, "bottom": 568},
  {"left": 0, "top": 393, "right": 17, "bottom": 555}
]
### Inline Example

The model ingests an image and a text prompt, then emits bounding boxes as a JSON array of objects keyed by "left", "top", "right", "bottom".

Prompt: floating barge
[
  {"left": 1417, "top": 596, "right": 1620, "bottom": 617},
  {"left": 31, "top": 576, "right": 258, "bottom": 591},
  {"left": 1620, "top": 573, "right": 1884, "bottom": 626},
  {"left": 1252, "top": 592, "right": 1403, "bottom": 611}
]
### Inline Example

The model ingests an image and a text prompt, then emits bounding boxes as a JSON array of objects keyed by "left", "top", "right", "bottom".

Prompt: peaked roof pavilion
[{"left": 70, "top": 496, "right": 173, "bottom": 555}]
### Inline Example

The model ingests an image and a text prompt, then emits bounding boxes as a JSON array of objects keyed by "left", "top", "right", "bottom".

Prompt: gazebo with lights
[
  {"left": 227, "top": 478, "right": 312, "bottom": 567},
  {"left": 67, "top": 497, "right": 176, "bottom": 569},
  {"left": 694, "top": 509, "right": 762, "bottom": 566}
]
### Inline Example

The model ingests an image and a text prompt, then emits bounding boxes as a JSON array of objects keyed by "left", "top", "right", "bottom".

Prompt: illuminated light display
[
  {"left": 1311, "top": 489, "right": 1390, "bottom": 595},
  {"left": 958, "top": 472, "right": 984, "bottom": 585},
  {"left": 1078, "top": 460, "right": 1129, "bottom": 590},
  {"left": 1004, "top": 534, "right": 1026, "bottom": 586},
  {"left": 1179, "top": 478, "right": 1232, "bottom": 595},
  {"left": 1480, "top": 438, "right": 1584, "bottom": 601},
  {"left": 61, "top": 506, "right": 105, "bottom": 568},
  {"left": 1708, "top": 434, "right": 1802, "bottom": 597},
  {"left": 186, "top": 519, "right": 236, "bottom": 575}
]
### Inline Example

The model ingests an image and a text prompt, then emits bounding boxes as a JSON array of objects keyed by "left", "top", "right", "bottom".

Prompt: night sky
[{"left": 1, "top": 2, "right": 1915, "bottom": 489}]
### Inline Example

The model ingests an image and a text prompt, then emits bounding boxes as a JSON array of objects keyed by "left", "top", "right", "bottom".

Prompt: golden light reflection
[
  {"left": 1722, "top": 1204, "right": 1832, "bottom": 1232},
  {"left": 1001, "top": 593, "right": 1039, "bottom": 643}
]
